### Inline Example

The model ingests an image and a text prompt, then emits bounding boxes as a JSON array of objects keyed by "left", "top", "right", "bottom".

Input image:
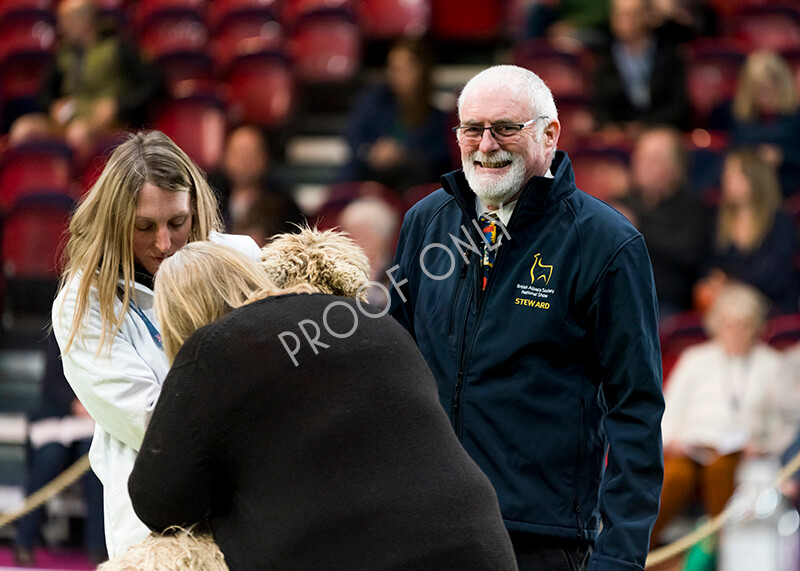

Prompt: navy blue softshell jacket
[{"left": 389, "top": 151, "right": 665, "bottom": 571}]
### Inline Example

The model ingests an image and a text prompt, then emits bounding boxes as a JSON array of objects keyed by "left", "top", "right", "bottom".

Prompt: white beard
[{"left": 462, "top": 150, "right": 527, "bottom": 206}]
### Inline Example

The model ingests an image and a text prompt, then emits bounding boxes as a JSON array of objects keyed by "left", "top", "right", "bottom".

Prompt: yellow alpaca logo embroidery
[{"left": 530, "top": 253, "right": 553, "bottom": 285}]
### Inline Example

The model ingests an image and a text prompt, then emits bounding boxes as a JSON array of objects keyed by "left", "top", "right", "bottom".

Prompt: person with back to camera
[
  {"left": 51, "top": 130, "right": 260, "bottom": 557},
  {"left": 390, "top": 64, "right": 664, "bottom": 570},
  {"left": 127, "top": 241, "right": 518, "bottom": 570}
]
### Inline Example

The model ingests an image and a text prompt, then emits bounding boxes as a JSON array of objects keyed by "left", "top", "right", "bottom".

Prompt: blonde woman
[
  {"left": 730, "top": 50, "right": 800, "bottom": 196},
  {"left": 52, "top": 130, "right": 260, "bottom": 556},
  {"left": 128, "top": 242, "right": 517, "bottom": 570},
  {"left": 695, "top": 149, "right": 799, "bottom": 314}
]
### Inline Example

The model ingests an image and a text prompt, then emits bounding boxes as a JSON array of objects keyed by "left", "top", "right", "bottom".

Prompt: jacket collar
[{"left": 441, "top": 150, "right": 577, "bottom": 224}]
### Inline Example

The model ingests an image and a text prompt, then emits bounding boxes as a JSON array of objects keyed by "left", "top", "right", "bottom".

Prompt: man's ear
[{"left": 543, "top": 119, "right": 561, "bottom": 151}]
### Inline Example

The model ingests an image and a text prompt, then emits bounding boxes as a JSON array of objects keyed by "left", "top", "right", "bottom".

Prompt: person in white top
[
  {"left": 651, "top": 282, "right": 791, "bottom": 548},
  {"left": 51, "top": 130, "right": 260, "bottom": 557}
]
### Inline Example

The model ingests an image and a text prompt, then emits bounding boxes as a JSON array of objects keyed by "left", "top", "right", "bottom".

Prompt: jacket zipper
[
  {"left": 452, "top": 257, "right": 476, "bottom": 437},
  {"left": 448, "top": 262, "right": 468, "bottom": 335}
]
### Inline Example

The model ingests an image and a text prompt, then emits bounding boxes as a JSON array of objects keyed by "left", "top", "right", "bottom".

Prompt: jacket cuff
[{"left": 587, "top": 554, "right": 644, "bottom": 571}]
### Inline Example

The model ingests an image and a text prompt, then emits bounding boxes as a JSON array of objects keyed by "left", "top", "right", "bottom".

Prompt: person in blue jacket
[{"left": 389, "top": 64, "right": 664, "bottom": 571}]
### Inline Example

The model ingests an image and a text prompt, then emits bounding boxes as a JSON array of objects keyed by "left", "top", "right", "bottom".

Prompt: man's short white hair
[{"left": 457, "top": 65, "right": 559, "bottom": 140}]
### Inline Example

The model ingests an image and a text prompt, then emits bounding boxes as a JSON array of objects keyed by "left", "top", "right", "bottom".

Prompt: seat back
[
  {"left": 0, "top": 9, "right": 55, "bottom": 61},
  {"left": 359, "top": 0, "right": 430, "bottom": 39},
  {"left": 0, "top": 140, "right": 74, "bottom": 212},
  {"left": 154, "top": 94, "right": 227, "bottom": 171},
  {"left": 225, "top": 52, "right": 295, "bottom": 127},
  {"left": 290, "top": 14, "right": 361, "bottom": 83}
]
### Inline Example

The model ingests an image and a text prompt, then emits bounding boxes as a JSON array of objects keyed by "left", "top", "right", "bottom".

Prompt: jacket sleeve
[
  {"left": 587, "top": 236, "right": 665, "bottom": 571},
  {"left": 129, "top": 331, "right": 216, "bottom": 531},
  {"left": 51, "top": 281, "right": 165, "bottom": 452}
]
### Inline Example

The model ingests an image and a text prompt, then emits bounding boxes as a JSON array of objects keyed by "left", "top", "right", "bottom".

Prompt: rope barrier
[
  {"left": 0, "top": 447, "right": 799, "bottom": 566},
  {"left": 646, "top": 448, "right": 800, "bottom": 567},
  {"left": 0, "top": 453, "right": 90, "bottom": 531}
]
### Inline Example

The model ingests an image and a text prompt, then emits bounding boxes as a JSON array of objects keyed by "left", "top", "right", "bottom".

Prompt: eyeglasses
[{"left": 452, "top": 116, "right": 549, "bottom": 142}]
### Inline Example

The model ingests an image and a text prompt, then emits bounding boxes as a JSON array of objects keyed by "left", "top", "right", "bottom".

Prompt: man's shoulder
[
  {"left": 404, "top": 187, "right": 459, "bottom": 227},
  {"left": 564, "top": 189, "right": 642, "bottom": 245}
]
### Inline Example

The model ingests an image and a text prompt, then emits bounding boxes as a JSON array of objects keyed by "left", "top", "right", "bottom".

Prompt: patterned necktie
[{"left": 479, "top": 213, "right": 500, "bottom": 291}]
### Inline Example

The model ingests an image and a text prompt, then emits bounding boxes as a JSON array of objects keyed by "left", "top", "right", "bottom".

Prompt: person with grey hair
[
  {"left": 653, "top": 283, "right": 790, "bottom": 548},
  {"left": 390, "top": 64, "right": 664, "bottom": 570}
]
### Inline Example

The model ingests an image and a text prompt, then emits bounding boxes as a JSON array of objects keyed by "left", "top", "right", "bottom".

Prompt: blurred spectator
[
  {"left": 695, "top": 149, "right": 799, "bottom": 315},
  {"left": 10, "top": 0, "right": 164, "bottom": 163},
  {"left": 337, "top": 197, "right": 401, "bottom": 307},
  {"left": 652, "top": 283, "right": 790, "bottom": 548},
  {"left": 525, "top": 0, "right": 610, "bottom": 49},
  {"left": 649, "top": 0, "right": 717, "bottom": 44},
  {"left": 725, "top": 51, "right": 800, "bottom": 197},
  {"left": 591, "top": 0, "right": 690, "bottom": 139},
  {"left": 233, "top": 193, "right": 305, "bottom": 248},
  {"left": 14, "top": 333, "right": 106, "bottom": 567},
  {"left": 338, "top": 37, "right": 453, "bottom": 194},
  {"left": 208, "top": 125, "right": 302, "bottom": 233},
  {"left": 780, "top": 341, "right": 800, "bottom": 504},
  {"left": 614, "top": 126, "right": 711, "bottom": 319}
]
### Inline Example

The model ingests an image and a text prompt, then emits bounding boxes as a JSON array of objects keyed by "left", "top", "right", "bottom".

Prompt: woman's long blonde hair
[
  {"left": 716, "top": 149, "right": 782, "bottom": 253},
  {"left": 57, "top": 130, "right": 223, "bottom": 353},
  {"left": 154, "top": 242, "right": 314, "bottom": 363},
  {"left": 733, "top": 51, "right": 798, "bottom": 122}
]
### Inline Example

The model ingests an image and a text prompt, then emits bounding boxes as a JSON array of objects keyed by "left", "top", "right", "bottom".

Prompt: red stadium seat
[
  {"left": 284, "top": 0, "right": 355, "bottom": 25},
  {"left": 224, "top": 51, "right": 295, "bottom": 127},
  {"left": 684, "top": 38, "right": 747, "bottom": 129},
  {"left": 135, "top": 0, "right": 207, "bottom": 25},
  {"left": 154, "top": 94, "right": 227, "bottom": 171},
  {"left": 0, "top": 0, "right": 53, "bottom": 21},
  {"left": 429, "top": 0, "right": 502, "bottom": 41},
  {"left": 734, "top": 3, "right": 800, "bottom": 52},
  {"left": 659, "top": 311, "right": 708, "bottom": 381},
  {"left": 570, "top": 146, "right": 630, "bottom": 203},
  {"left": 0, "top": 9, "right": 55, "bottom": 61},
  {"left": 0, "top": 140, "right": 74, "bottom": 211},
  {"left": 0, "top": 48, "right": 52, "bottom": 104},
  {"left": 2, "top": 195, "right": 72, "bottom": 280},
  {"left": 551, "top": 96, "right": 595, "bottom": 155},
  {"left": 514, "top": 39, "right": 589, "bottom": 98},
  {"left": 290, "top": 14, "right": 361, "bottom": 83},
  {"left": 155, "top": 50, "right": 215, "bottom": 97},
  {"left": 763, "top": 314, "right": 800, "bottom": 350},
  {"left": 138, "top": 12, "right": 208, "bottom": 59},
  {"left": 210, "top": 0, "right": 283, "bottom": 27},
  {"left": 2, "top": 195, "right": 72, "bottom": 314},
  {"left": 358, "top": 0, "right": 430, "bottom": 40},
  {"left": 212, "top": 10, "right": 284, "bottom": 69}
]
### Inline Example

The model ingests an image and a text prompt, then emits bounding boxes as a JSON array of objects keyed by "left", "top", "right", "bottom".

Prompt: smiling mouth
[{"left": 475, "top": 159, "right": 512, "bottom": 168}]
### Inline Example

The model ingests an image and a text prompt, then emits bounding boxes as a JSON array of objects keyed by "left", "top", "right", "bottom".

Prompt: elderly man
[{"left": 390, "top": 65, "right": 664, "bottom": 571}]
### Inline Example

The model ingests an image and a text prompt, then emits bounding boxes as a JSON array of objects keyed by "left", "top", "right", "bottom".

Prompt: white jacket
[
  {"left": 662, "top": 340, "right": 793, "bottom": 456},
  {"left": 51, "top": 233, "right": 260, "bottom": 557}
]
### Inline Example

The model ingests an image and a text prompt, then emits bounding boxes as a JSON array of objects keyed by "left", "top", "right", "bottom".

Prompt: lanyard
[{"left": 119, "top": 287, "right": 163, "bottom": 350}]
